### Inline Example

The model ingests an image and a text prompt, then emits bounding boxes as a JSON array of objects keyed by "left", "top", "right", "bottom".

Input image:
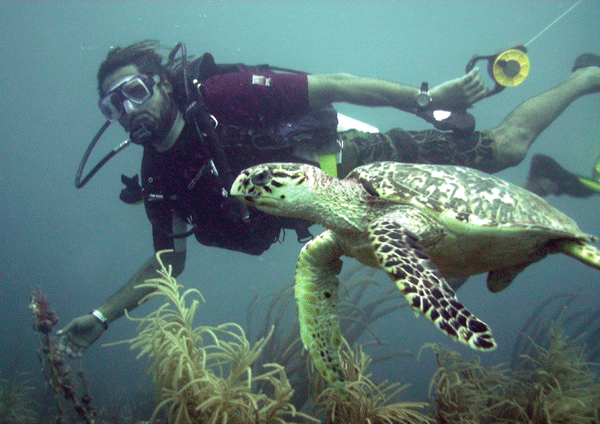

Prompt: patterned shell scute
[{"left": 347, "top": 162, "right": 582, "bottom": 235}]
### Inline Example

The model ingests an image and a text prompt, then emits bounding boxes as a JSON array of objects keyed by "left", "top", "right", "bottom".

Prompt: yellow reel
[
  {"left": 492, "top": 49, "right": 530, "bottom": 87},
  {"left": 465, "top": 45, "right": 530, "bottom": 97}
]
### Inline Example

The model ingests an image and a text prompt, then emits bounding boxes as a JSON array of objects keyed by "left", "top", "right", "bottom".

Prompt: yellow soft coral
[{"left": 116, "top": 250, "right": 316, "bottom": 424}]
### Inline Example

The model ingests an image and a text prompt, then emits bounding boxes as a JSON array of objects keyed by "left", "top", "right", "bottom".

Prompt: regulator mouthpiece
[{"left": 130, "top": 115, "right": 158, "bottom": 146}]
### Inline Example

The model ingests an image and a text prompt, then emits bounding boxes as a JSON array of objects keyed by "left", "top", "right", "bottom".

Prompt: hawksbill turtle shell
[{"left": 231, "top": 161, "right": 600, "bottom": 389}]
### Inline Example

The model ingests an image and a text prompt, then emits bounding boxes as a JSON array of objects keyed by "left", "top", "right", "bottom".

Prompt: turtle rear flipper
[
  {"left": 368, "top": 216, "right": 496, "bottom": 351},
  {"left": 487, "top": 265, "right": 527, "bottom": 293}
]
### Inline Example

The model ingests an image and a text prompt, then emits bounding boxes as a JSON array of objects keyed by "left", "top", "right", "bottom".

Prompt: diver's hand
[
  {"left": 430, "top": 67, "right": 488, "bottom": 110},
  {"left": 56, "top": 314, "right": 105, "bottom": 357}
]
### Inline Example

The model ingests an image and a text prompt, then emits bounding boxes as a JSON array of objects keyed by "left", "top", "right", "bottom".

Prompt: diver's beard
[{"left": 129, "top": 102, "right": 177, "bottom": 147}]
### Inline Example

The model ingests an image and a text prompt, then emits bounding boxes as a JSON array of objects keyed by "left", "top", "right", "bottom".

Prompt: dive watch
[{"left": 416, "top": 82, "right": 432, "bottom": 110}]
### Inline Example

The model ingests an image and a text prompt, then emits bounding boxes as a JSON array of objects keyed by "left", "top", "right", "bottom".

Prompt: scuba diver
[
  {"left": 525, "top": 153, "right": 600, "bottom": 198},
  {"left": 57, "top": 40, "right": 600, "bottom": 357}
]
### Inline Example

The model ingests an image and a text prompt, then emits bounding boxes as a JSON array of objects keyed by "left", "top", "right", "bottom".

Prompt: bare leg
[
  {"left": 338, "top": 66, "right": 600, "bottom": 176},
  {"left": 488, "top": 66, "right": 600, "bottom": 169}
]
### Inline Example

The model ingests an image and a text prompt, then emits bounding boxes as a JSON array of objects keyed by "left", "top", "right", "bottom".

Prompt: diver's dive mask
[
  {"left": 99, "top": 74, "right": 162, "bottom": 146},
  {"left": 98, "top": 74, "right": 160, "bottom": 122}
]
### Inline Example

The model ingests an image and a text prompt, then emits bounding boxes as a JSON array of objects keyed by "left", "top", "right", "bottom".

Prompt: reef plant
[
  {"left": 0, "top": 375, "right": 38, "bottom": 424},
  {"left": 117, "top": 251, "right": 316, "bottom": 424},
  {"left": 425, "top": 320, "right": 600, "bottom": 423},
  {"left": 311, "top": 341, "right": 431, "bottom": 424}
]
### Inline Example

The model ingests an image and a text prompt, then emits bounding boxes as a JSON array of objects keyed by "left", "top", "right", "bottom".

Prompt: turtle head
[{"left": 231, "top": 162, "right": 326, "bottom": 218}]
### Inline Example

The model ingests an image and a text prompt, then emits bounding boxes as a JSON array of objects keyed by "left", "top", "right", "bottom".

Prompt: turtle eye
[{"left": 251, "top": 170, "right": 272, "bottom": 186}]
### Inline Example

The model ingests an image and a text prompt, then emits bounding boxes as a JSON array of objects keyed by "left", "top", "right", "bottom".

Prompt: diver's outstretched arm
[
  {"left": 307, "top": 68, "right": 487, "bottom": 111},
  {"left": 57, "top": 249, "right": 186, "bottom": 357}
]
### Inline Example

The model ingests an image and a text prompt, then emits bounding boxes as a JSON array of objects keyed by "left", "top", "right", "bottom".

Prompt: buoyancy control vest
[{"left": 170, "top": 52, "right": 340, "bottom": 157}]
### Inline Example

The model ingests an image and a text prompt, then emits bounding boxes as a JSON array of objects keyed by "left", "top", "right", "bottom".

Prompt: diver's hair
[{"left": 97, "top": 40, "right": 167, "bottom": 96}]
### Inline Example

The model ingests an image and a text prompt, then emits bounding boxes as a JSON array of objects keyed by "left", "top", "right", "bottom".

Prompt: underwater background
[{"left": 1, "top": 0, "right": 599, "bottom": 420}]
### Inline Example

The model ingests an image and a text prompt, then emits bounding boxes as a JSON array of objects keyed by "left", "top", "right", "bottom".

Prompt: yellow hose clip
[{"left": 318, "top": 153, "right": 338, "bottom": 178}]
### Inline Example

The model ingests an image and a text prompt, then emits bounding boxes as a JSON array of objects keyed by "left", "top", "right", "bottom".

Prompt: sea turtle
[{"left": 230, "top": 161, "right": 600, "bottom": 389}]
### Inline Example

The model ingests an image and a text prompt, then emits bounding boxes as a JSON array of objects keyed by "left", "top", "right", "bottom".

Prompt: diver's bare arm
[
  {"left": 307, "top": 73, "right": 418, "bottom": 110},
  {"left": 95, "top": 249, "right": 187, "bottom": 323},
  {"left": 95, "top": 216, "right": 188, "bottom": 323},
  {"left": 307, "top": 68, "right": 486, "bottom": 111}
]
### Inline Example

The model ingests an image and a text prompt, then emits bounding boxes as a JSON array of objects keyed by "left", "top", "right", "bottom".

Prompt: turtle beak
[{"left": 230, "top": 170, "right": 254, "bottom": 200}]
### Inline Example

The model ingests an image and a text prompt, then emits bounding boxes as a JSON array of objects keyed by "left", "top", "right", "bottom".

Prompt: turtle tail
[{"left": 557, "top": 239, "right": 600, "bottom": 269}]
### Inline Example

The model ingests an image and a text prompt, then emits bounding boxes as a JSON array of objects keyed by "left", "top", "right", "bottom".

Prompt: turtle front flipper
[
  {"left": 368, "top": 216, "right": 497, "bottom": 351},
  {"left": 294, "top": 230, "right": 346, "bottom": 390}
]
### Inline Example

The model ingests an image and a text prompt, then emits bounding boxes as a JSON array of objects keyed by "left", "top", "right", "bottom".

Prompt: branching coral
[
  {"left": 424, "top": 343, "right": 517, "bottom": 423},
  {"left": 118, "top": 250, "right": 316, "bottom": 424},
  {"left": 511, "top": 292, "right": 600, "bottom": 366},
  {"left": 119, "top": 253, "right": 430, "bottom": 423},
  {"left": 512, "top": 325, "right": 600, "bottom": 423},
  {"left": 246, "top": 264, "right": 412, "bottom": 412}
]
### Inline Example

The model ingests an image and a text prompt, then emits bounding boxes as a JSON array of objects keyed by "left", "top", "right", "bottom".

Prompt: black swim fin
[{"left": 572, "top": 53, "right": 600, "bottom": 71}]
